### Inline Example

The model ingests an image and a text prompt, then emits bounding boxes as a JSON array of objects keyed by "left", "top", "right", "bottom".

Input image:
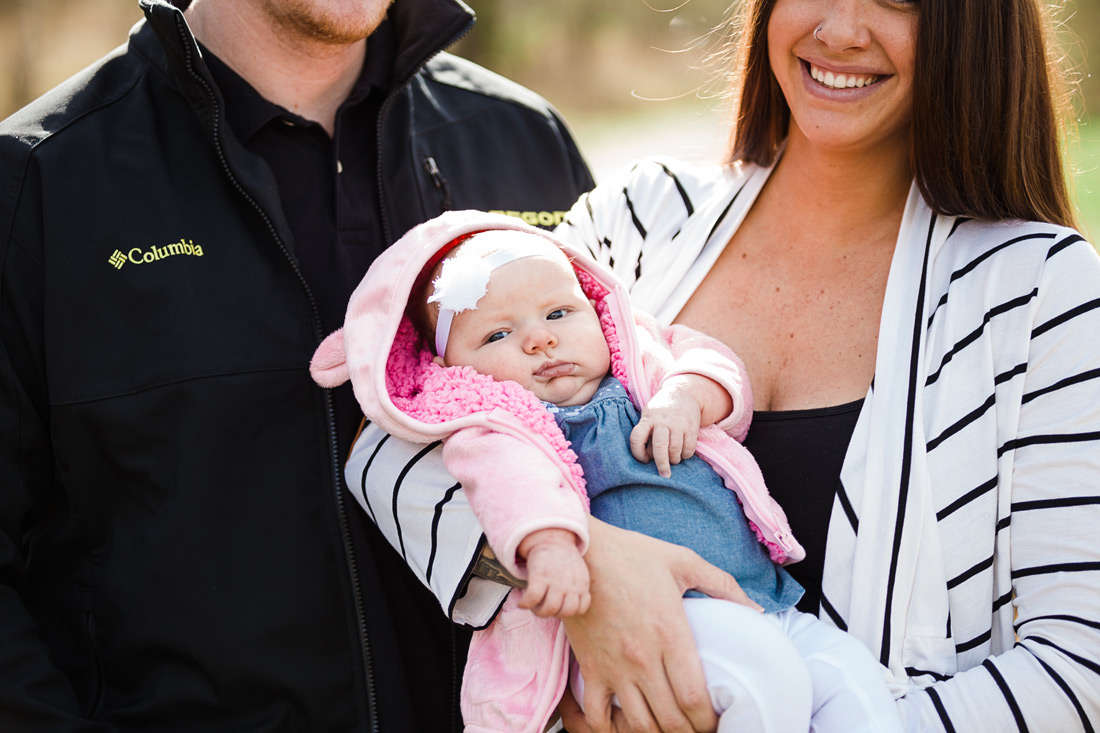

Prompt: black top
[{"left": 742, "top": 399, "right": 864, "bottom": 614}]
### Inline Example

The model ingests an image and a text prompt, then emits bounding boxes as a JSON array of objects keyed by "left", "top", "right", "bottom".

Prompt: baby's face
[{"left": 436, "top": 254, "right": 611, "bottom": 406}]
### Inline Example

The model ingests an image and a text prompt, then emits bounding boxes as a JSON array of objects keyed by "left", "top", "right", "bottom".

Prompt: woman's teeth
[{"left": 810, "top": 64, "right": 880, "bottom": 89}]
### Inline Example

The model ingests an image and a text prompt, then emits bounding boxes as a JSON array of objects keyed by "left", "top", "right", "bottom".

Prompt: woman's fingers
[
  {"left": 672, "top": 544, "right": 762, "bottom": 611},
  {"left": 558, "top": 688, "right": 592, "bottom": 732},
  {"left": 561, "top": 520, "right": 740, "bottom": 732}
]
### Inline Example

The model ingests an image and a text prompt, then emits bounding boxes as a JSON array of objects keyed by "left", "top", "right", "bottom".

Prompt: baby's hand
[
  {"left": 630, "top": 375, "right": 704, "bottom": 478},
  {"left": 516, "top": 529, "right": 591, "bottom": 618}
]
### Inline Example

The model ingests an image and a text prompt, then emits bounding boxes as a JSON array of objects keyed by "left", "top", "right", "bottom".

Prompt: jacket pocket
[{"left": 78, "top": 589, "right": 106, "bottom": 719}]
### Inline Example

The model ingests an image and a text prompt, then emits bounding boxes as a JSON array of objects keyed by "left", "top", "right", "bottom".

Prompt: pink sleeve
[
  {"left": 442, "top": 427, "right": 589, "bottom": 579},
  {"left": 635, "top": 312, "right": 754, "bottom": 441}
]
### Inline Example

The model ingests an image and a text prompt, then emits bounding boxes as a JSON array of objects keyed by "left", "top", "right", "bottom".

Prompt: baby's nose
[{"left": 524, "top": 328, "right": 558, "bottom": 353}]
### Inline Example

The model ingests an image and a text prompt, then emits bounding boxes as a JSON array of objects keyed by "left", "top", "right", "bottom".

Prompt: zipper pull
[{"left": 422, "top": 156, "right": 452, "bottom": 211}]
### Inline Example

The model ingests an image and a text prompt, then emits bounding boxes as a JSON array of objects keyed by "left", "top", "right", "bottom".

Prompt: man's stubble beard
[{"left": 261, "top": 0, "right": 395, "bottom": 45}]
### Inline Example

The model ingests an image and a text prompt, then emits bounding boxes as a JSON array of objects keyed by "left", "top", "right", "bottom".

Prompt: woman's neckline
[{"left": 752, "top": 398, "right": 864, "bottom": 421}]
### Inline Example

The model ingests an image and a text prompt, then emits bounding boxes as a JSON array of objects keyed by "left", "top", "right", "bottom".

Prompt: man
[{"left": 0, "top": 0, "right": 592, "bottom": 729}]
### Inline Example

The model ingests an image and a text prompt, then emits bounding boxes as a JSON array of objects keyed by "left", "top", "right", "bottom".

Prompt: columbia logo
[{"left": 109, "top": 239, "right": 205, "bottom": 269}]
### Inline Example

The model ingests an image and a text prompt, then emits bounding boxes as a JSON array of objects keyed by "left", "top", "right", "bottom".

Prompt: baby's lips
[{"left": 536, "top": 361, "right": 575, "bottom": 379}]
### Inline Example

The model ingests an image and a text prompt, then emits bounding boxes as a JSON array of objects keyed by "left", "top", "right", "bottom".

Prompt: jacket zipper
[
  {"left": 423, "top": 156, "right": 452, "bottom": 211},
  {"left": 170, "top": 15, "right": 379, "bottom": 732}
]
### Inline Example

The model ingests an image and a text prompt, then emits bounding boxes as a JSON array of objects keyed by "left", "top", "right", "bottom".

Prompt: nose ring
[{"left": 814, "top": 26, "right": 822, "bottom": 42}]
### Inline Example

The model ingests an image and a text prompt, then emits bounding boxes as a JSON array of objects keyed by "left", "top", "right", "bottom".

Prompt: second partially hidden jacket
[{"left": 310, "top": 210, "right": 804, "bottom": 732}]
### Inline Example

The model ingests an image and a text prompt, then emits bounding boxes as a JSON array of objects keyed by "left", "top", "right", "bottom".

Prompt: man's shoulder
[
  {"left": 1, "top": 42, "right": 147, "bottom": 158},
  {"left": 420, "top": 52, "right": 561, "bottom": 120}
]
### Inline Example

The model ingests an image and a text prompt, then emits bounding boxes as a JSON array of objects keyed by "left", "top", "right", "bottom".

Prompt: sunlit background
[{"left": 2, "top": 0, "right": 1096, "bottom": 238}]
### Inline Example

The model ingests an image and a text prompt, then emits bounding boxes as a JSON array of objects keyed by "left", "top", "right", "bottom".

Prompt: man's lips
[{"left": 535, "top": 360, "right": 575, "bottom": 379}]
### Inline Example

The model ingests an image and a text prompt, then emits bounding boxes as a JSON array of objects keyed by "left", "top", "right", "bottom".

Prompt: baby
[
  {"left": 421, "top": 229, "right": 742, "bottom": 619},
  {"left": 311, "top": 210, "right": 902, "bottom": 733}
]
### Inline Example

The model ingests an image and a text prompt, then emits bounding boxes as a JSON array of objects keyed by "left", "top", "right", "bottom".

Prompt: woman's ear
[{"left": 310, "top": 329, "right": 350, "bottom": 387}]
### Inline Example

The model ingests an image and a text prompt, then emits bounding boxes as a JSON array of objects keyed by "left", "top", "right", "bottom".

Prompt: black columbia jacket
[{"left": 0, "top": 0, "right": 593, "bottom": 730}]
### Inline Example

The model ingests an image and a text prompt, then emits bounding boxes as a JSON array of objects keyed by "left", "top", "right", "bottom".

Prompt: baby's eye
[
  {"left": 485, "top": 331, "right": 507, "bottom": 344},
  {"left": 547, "top": 309, "right": 566, "bottom": 320}
]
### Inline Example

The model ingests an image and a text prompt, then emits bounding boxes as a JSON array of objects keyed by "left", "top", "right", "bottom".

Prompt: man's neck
[{"left": 185, "top": 0, "right": 371, "bottom": 135}]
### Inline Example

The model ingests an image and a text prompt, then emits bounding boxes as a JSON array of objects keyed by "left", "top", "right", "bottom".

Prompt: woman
[
  {"left": 549, "top": 0, "right": 1099, "bottom": 730},
  {"left": 344, "top": 0, "right": 1096, "bottom": 729}
]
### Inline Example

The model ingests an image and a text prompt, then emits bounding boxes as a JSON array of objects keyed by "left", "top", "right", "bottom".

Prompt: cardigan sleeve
[
  {"left": 442, "top": 427, "right": 589, "bottom": 580},
  {"left": 897, "top": 233, "right": 1100, "bottom": 732}
]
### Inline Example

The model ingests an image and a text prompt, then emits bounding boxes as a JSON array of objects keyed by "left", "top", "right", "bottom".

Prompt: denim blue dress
[{"left": 547, "top": 377, "right": 802, "bottom": 613}]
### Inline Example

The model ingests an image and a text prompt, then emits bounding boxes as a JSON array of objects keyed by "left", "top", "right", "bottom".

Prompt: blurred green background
[{"left": 2, "top": 0, "right": 1096, "bottom": 238}]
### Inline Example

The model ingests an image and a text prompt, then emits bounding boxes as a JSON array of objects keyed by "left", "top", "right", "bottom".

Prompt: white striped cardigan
[{"left": 349, "top": 156, "right": 1100, "bottom": 732}]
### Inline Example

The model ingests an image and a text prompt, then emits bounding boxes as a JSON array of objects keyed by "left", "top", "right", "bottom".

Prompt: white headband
[{"left": 428, "top": 240, "right": 559, "bottom": 358}]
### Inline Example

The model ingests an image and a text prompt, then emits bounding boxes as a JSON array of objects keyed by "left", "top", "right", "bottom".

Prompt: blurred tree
[{"left": 1064, "top": 0, "right": 1099, "bottom": 116}]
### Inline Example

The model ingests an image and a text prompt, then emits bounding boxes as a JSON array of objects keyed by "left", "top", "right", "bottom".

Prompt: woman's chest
[{"left": 675, "top": 229, "right": 893, "bottom": 411}]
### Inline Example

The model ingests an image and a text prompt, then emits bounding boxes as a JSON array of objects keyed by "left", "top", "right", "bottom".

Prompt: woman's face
[{"left": 767, "top": 0, "right": 919, "bottom": 154}]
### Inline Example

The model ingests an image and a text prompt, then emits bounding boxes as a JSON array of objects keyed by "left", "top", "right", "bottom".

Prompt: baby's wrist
[
  {"left": 671, "top": 373, "right": 730, "bottom": 426},
  {"left": 519, "top": 528, "right": 579, "bottom": 559}
]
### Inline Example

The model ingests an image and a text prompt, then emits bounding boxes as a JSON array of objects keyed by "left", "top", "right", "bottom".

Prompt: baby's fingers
[
  {"left": 559, "top": 589, "right": 592, "bottom": 618},
  {"left": 629, "top": 421, "right": 653, "bottom": 464},
  {"left": 518, "top": 582, "right": 547, "bottom": 612},
  {"left": 652, "top": 425, "right": 689, "bottom": 478},
  {"left": 681, "top": 429, "right": 698, "bottom": 461},
  {"left": 651, "top": 425, "right": 672, "bottom": 478},
  {"left": 534, "top": 588, "right": 565, "bottom": 618}
]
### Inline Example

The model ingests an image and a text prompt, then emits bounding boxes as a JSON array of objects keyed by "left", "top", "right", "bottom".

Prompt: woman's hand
[{"left": 560, "top": 518, "right": 761, "bottom": 732}]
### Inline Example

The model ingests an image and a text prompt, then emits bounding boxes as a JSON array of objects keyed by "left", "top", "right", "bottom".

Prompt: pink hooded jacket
[{"left": 310, "top": 210, "right": 804, "bottom": 732}]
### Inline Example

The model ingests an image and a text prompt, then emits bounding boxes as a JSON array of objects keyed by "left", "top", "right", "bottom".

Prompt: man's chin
[{"left": 264, "top": 0, "right": 394, "bottom": 45}]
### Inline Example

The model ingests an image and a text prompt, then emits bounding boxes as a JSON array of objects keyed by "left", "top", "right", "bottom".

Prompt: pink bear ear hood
[
  {"left": 310, "top": 329, "right": 349, "bottom": 388},
  {"left": 308, "top": 209, "right": 634, "bottom": 445}
]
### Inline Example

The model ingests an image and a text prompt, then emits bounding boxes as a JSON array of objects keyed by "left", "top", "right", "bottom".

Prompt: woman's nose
[{"left": 814, "top": 0, "right": 872, "bottom": 51}]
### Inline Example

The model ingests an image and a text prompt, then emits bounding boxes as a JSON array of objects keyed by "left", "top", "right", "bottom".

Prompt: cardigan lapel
[{"left": 823, "top": 184, "right": 959, "bottom": 694}]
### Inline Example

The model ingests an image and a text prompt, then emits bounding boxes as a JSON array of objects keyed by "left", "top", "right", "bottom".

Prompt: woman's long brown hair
[{"left": 718, "top": 0, "right": 1079, "bottom": 229}]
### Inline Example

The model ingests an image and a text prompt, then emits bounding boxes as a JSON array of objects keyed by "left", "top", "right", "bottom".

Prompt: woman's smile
[{"left": 806, "top": 62, "right": 882, "bottom": 90}]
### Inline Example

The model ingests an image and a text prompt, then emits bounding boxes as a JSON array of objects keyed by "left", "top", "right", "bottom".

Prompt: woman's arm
[{"left": 898, "top": 235, "right": 1100, "bottom": 731}]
